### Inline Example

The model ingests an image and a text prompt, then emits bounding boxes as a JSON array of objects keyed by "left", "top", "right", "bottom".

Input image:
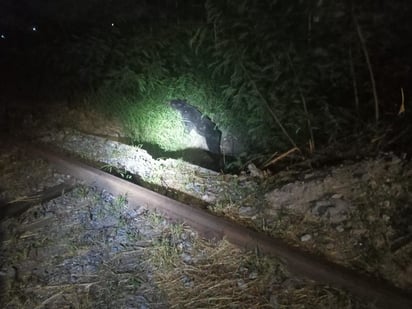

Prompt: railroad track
[{"left": 9, "top": 144, "right": 412, "bottom": 308}]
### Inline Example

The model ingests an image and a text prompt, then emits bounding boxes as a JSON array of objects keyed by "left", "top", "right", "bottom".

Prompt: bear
[{"left": 169, "top": 99, "right": 221, "bottom": 155}]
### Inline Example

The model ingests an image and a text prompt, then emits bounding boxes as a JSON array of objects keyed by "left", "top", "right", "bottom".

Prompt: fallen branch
[
  {"left": 262, "top": 147, "right": 300, "bottom": 168},
  {"left": 0, "top": 182, "right": 76, "bottom": 220}
]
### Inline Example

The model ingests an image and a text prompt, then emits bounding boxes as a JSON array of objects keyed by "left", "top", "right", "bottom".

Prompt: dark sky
[{"left": 1, "top": 0, "right": 202, "bottom": 32}]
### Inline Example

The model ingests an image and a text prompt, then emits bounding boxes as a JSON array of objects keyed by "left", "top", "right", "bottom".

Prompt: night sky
[
  {"left": 0, "top": 0, "right": 205, "bottom": 95},
  {"left": 1, "top": 0, "right": 203, "bottom": 35}
]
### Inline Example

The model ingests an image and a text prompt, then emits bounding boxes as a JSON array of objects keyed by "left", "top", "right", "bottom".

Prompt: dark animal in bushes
[{"left": 169, "top": 99, "right": 221, "bottom": 154}]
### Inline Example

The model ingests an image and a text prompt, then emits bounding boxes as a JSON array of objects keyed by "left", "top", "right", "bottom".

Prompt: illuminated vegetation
[{"left": 3, "top": 0, "right": 411, "bottom": 163}]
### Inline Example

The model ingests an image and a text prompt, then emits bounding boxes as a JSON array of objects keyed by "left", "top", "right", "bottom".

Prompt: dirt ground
[{"left": 1, "top": 100, "right": 411, "bottom": 308}]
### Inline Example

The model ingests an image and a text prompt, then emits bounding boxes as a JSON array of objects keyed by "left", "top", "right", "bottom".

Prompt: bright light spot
[
  {"left": 111, "top": 23, "right": 115, "bottom": 27},
  {"left": 32, "top": 26, "right": 37, "bottom": 32},
  {"left": 188, "top": 129, "right": 208, "bottom": 150},
  {"left": 0, "top": 34, "right": 5, "bottom": 39}
]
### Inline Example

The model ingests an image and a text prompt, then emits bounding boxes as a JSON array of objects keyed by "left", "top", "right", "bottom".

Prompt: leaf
[{"left": 262, "top": 64, "right": 274, "bottom": 72}]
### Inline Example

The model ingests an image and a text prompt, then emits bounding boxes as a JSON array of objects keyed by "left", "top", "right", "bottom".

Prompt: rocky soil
[{"left": 1, "top": 101, "right": 411, "bottom": 308}]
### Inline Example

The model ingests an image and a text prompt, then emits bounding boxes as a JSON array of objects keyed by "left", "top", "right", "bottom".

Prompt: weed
[
  {"left": 101, "top": 164, "right": 133, "bottom": 180},
  {"left": 147, "top": 211, "right": 164, "bottom": 227},
  {"left": 112, "top": 194, "right": 128, "bottom": 211},
  {"left": 76, "top": 185, "right": 90, "bottom": 199}
]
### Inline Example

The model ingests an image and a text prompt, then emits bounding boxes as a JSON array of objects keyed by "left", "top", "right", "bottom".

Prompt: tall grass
[{"left": 18, "top": 0, "right": 411, "bottom": 163}]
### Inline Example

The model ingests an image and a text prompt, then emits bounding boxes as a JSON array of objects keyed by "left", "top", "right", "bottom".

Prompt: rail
[{"left": 28, "top": 144, "right": 412, "bottom": 309}]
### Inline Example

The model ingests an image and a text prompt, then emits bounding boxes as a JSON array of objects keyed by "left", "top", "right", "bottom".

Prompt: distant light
[
  {"left": 0, "top": 34, "right": 5, "bottom": 39},
  {"left": 111, "top": 23, "right": 115, "bottom": 27},
  {"left": 32, "top": 26, "right": 37, "bottom": 32}
]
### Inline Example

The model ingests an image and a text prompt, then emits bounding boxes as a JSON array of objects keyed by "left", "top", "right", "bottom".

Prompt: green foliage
[
  {"left": 196, "top": 0, "right": 359, "bottom": 152},
  {"left": 113, "top": 194, "right": 128, "bottom": 211},
  {"left": 89, "top": 72, "right": 222, "bottom": 152},
  {"left": 101, "top": 164, "right": 133, "bottom": 180},
  {"left": 19, "top": 0, "right": 411, "bottom": 163}
]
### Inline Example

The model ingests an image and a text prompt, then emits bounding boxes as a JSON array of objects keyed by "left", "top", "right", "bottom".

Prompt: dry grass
[
  {"left": 146, "top": 227, "right": 368, "bottom": 309},
  {"left": 148, "top": 237, "right": 279, "bottom": 308}
]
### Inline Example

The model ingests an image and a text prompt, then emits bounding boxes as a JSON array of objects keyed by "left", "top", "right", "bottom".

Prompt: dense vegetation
[{"left": 2, "top": 0, "right": 411, "bottom": 164}]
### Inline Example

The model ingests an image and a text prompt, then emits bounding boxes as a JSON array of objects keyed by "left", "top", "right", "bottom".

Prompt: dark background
[{"left": 1, "top": 0, "right": 411, "bottom": 160}]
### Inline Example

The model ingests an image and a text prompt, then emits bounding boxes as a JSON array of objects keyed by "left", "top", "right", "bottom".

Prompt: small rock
[
  {"left": 125, "top": 208, "right": 140, "bottom": 219},
  {"left": 239, "top": 266, "right": 248, "bottom": 274},
  {"left": 249, "top": 271, "right": 258, "bottom": 280},
  {"left": 382, "top": 214, "right": 390, "bottom": 222},
  {"left": 237, "top": 279, "right": 247, "bottom": 289},
  {"left": 248, "top": 163, "right": 264, "bottom": 178},
  {"left": 239, "top": 206, "right": 257, "bottom": 217},
  {"left": 336, "top": 225, "right": 345, "bottom": 232},
  {"left": 181, "top": 253, "right": 192, "bottom": 264},
  {"left": 201, "top": 194, "right": 215, "bottom": 203},
  {"left": 304, "top": 172, "right": 318, "bottom": 180},
  {"left": 300, "top": 234, "right": 312, "bottom": 242},
  {"left": 312, "top": 200, "right": 333, "bottom": 216},
  {"left": 311, "top": 199, "right": 350, "bottom": 224},
  {"left": 182, "top": 274, "right": 194, "bottom": 288}
]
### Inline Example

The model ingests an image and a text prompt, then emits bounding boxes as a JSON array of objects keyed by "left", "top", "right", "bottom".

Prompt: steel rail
[{"left": 28, "top": 144, "right": 412, "bottom": 309}]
